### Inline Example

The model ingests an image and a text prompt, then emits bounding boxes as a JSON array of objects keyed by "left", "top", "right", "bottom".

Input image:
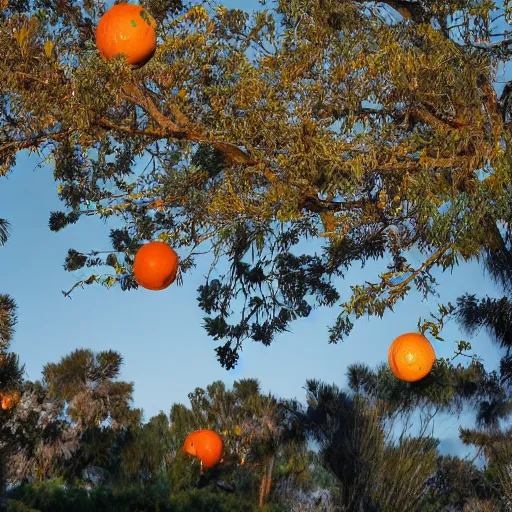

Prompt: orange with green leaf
[{"left": 95, "top": 3, "right": 157, "bottom": 68}]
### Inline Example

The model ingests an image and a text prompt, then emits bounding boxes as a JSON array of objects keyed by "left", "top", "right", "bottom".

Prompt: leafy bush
[
  {"left": 6, "top": 480, "right": 276, "bottom": 512},
  {"left": 7, "top": 500, "right": 40, "bottom": 512},
  {"left": 168, "top": 488, "right": 260, "bottom": 511},
  {"left": 8, "top": 479, "right": 89, "bottom": 512}
]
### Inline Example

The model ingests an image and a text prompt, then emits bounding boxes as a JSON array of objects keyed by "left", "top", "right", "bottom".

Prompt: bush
[
  {"left": 8, "top": 479, "right": 89, "bottom": 512},
  {"left": 8, "top": 480, "right": 172, "bottom": 512},
  {"left": 6, "top": 500, "right": 40, "bottom": 512},
  {"left": 6, "top": 480, "right": 281, "bottom": 512},
  {"left": 169, "top": 488, "right": 258, "bottom": 512}
]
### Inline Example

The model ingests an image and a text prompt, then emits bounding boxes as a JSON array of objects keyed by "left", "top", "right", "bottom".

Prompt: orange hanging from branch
[
  {"left": 388, "top": 332, "right": 436, "bottom": 382},
  {"left": 95, "top": 3, "right": 157, "bottom": 68},
  {"left": 133, "top": 241, "right": 179, "bottom": 291},
  {"left": 183, "top": 429, "right": 224, "bottom": 469}
]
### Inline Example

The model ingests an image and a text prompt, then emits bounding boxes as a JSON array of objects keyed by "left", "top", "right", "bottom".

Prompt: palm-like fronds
[
  {"left": 456, "top": 221, "right": 512, "bottom": 350},
  {"left": 40, "top": 347, "right": 140, "bottom": 459},
  {"left": 461, "top": 425, "right": 512, "bottom": 503},
  {"left": 287, "top": 380, "right": 437, "bottom": 511},
  {"left": 476, "top": 398, "right": 512, "bottom": 428},
  {"left": 346, "top": 360, "right": 501, "bottom": 421},
  {"left": 454, "top": 221, "right": 512, "bottom": 433},
  {"left": 0, "top": 352, "right": 23, "bottom": 391},
  {"left": 346, "top": 363, "right": 378, "bottom": 396},
  {"left": 0, "top": 219, "right": 9, "bottom": 247},
  {"left": 0, "top": 295, "right": 17, "bottom": 349},
  {"left": 482, "top": 221, "right": 512, "bottom": 294},
  {"left": 456, "top": 294, "right": 512, "bottom": 351}
]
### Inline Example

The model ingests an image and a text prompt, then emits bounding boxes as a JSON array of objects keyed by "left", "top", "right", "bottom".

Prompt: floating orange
[
  {"left": 1, "top": 391, "right": 19, "bottom": 410},
  {"left": 133, "top": 241, "right": 179, "bottom": 291},
  {"left": 388, "top": 332, "right": 436, "bottom": 382},
  {"left": 183, "top": 429, "right": 223, "bottom": 468},
  {"left": 95, "top": 3, "right": 157, "bottom": 68}
]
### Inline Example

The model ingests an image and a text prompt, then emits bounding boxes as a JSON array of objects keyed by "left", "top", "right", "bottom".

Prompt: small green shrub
[
  {"left": 7, "top": 480, "right": 278, "bottom": 512},
  {"left": 6, "top": 499, "right": 40, "bottom": 512},
  {"left": 169, "top": 488, "right": 258, "bottom": 512}
]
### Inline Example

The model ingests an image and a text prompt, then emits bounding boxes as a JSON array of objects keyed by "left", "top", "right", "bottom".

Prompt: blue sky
[{"left": 0, "top": 0, "right": 508, "bottom": 460}]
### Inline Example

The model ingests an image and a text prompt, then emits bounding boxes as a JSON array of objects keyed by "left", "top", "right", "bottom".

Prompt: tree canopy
[
  {"left": 5, "top": 345, "right": 512, "bottom": 511},
  {"left": 3, "top": 0, "right": 512, "bottom": 367}
]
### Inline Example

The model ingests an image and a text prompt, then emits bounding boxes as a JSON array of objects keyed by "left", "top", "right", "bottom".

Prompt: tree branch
[
  {"left": 0, "top": 129, "right": 72, "bottom": 158},
  {"left": 299, "top": 195, "right": 365, "bottom": 213},
  {"left": 388, "top": 244, "right": 451, "bottom": 290},
  {"left": 356, "top": 0, "right": 431, "bottom": 23},
  {"left": 119, "top": 81, "right": 258, "bottom": 166}
]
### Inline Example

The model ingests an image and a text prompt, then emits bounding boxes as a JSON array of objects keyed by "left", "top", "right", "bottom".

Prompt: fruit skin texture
[
  {"left": 95, "top": 3, "right": 157, "bottom": 68},
  {"left": 183, "top": 429, "right": 223, "bottom": 468},
  {"left": 133, "top": 241, "right": 179, "bottom": 291},
  {"left": 388, "top": 332, "right": 436, "bottom": 382}
]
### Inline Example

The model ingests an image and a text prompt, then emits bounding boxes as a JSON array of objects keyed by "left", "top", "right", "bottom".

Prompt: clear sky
[{"left": 0, "top": 0, "right": 507, "bottom": 460}]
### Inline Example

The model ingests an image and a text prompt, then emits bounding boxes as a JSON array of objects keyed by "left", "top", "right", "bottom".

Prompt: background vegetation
[{"left": 3, "top": 0, "right": 512, "bottom": 509}]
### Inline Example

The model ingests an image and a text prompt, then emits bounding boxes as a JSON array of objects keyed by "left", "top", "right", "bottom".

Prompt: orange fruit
[
  {"left": 183, "top": 429, "right": 223, "bottom": 468},
  {"left": 133, "top": 241, "right": 179, "bottom": 291},
  {"left": 0, "top": 391, "right": 18, "bottom": 410},
  {"left": 388, "top": 332, "right": 435, "bottom": 382},
  {"left": 95, "top": 3, "right": 157, "bottom": 69},
  {"left": 1, "top": 394, "right": 11, "bottom": 410}
]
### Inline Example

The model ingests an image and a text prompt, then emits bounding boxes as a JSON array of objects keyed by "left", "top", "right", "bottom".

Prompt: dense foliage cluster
[
  {"left": 2, "top": 218, "right": 512, "bottom": 510},
  {"left": 0, "top": 343, "right": 511, "bottom": 510},
  {"left": 5, "top": 0, "right": 512, "bottom": 506},
  {"left": 3, "top": 0, "right": 512, "bottom": 367}
]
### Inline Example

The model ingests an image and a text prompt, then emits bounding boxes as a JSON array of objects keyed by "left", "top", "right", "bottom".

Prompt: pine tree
[
  {"left": 41, "top": 348, "right": 142, "bottom": 483},
  {"left": 346, "top": 360, "right": 507, "bottom": 429},
  {"left": 449, "top": 222, "right": 512, "bottom": 509},
  {"left": 1, "top": 0, "right": 512, "bottom": 370},
  {"left": 282, "top": 378, "right": 439, "bottom": 511},
  {"left": 3, "top": 349, "right": 140, "bottom": 487},
  {"left": 163, "top": 378, "right": 306, "bottom": 506},
  {"left": 457, "top": 222, "right": 512, "bottom": 359}
]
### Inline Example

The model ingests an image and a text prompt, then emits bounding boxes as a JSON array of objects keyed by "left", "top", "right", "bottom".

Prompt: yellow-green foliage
[{"left": 1, "top": 0, "right": 512, "bottom": 361}]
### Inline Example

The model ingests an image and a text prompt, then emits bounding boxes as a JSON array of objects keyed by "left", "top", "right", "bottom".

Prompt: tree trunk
[
  {"left": 258, "top": 455, "right": 275, "bottom": 509},
  {"left": 258, "top": 472, "right": 267, "bottom": 508},
  {"left": 265, "top": 455, "right": 274, "bottom": 500}
]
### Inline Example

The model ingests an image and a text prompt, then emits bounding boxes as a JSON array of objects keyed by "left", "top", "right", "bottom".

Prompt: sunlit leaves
[
  {"left": 2, "top": 0, "right": 512, "bottom": 368},
  {"left": 140, "top": 0, "right": 183, "bottom": 23},
  {"left": 43, "top": 39, "right": 53, "bottom": 58}
]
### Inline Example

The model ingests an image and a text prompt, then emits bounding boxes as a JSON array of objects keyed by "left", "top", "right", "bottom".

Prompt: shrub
[{"left": 6, "top": 480, "right": 278, "bottom": 512}]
